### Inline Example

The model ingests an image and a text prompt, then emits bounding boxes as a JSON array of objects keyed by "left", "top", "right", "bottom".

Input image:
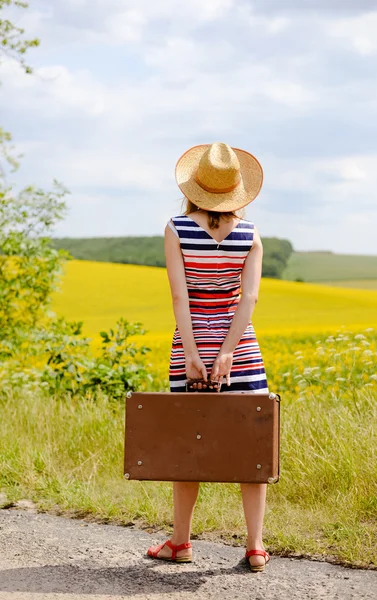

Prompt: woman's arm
[
  {"left": 210, "top": 226, "right": 263, "bottom": 384},
  {"left": 164, "top": 222, "right": 208, "bottom": 380}
]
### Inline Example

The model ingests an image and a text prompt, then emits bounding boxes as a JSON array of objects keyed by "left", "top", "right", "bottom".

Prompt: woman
[{"left": 147, "top": 142, "right": 270, "bottom": 572}]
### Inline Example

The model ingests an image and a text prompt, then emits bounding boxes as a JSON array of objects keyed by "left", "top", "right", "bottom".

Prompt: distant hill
[
  {"left": 283, "top": 252, "right": 377, "bottom": 283},
  {"left": 52, "top": 235, "right": 293, "bottom": 279}
]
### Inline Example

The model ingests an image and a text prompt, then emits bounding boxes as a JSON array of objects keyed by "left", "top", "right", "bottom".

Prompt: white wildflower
[
  {"left": 370, "top": 374, "right": 377, "bottom": 381},
  {"left": 282, "top": 372, "right": 291, "bottom": 378},
  {"left": 325, "top": 366, "right": 335, "bottom": 372},
  {"left": 354, "top": 334, "right": 366, "bottom": 340},
  {"left": 336, "top": 377, "right": 346, "bottom": 382},
  {"left": 364, "top": 327, "right": 374, "bottom": 332}
]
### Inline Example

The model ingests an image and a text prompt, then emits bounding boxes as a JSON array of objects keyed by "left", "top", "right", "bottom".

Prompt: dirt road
[{"left": 0, "top": 507, "right": 376, "bottom": 600}]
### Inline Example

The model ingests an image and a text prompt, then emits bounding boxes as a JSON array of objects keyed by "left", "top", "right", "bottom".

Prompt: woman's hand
[
  {"left": 210, "top": 351, "right": 233, "bottom": 386},
  {"left": 185, "top": 353, "right": 208, "bottom": 381}
]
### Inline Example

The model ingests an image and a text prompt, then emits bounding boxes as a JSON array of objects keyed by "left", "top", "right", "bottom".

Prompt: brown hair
[{"left": 180, "top": 197, "right": 246, "bottom": 230}]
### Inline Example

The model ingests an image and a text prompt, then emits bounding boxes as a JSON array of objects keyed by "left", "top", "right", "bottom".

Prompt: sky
[{"left": 1, "top": 0, "right": 377, "bottom": 254}]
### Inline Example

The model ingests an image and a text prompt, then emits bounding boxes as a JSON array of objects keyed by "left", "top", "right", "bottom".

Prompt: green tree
[
  {"left": 0, "top": 182, "right": 70, "bottom": 347},
  {"left": 0, "top": 1, "right": 69, "bottom": 349},
  {"left": 0, "top": 0, "right": 39, "bottom": 72},
  {"left": 1, "top": 1, "right": 39, "bottom": 170},
  {"left": 0, "top": 1, "right": 153, "bottom": 396}
]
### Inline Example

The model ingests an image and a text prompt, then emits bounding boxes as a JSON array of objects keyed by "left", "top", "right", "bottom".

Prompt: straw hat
[{"left": 175, "top": 142, "right": 263, "bottom": 212}]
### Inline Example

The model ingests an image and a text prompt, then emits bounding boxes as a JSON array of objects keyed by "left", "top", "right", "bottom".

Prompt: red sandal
[
  {"left": 245, "top": 549, "right": 270, "bottom": 572},
  {"left": 147, "top": 539, "right": 192, "bottom": 563}
]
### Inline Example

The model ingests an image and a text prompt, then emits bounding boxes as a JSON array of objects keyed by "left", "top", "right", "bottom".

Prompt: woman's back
[
  {"left": 169, "top": 214, "right": 254, "bottom": 320},
  {"left": 168, "top": 213, "right": 268, "bottom": 394}
]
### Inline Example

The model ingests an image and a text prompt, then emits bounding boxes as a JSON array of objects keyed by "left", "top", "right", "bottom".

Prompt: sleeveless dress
[{"left": 167, "top": 215, "right": 269, "bottom": 394}]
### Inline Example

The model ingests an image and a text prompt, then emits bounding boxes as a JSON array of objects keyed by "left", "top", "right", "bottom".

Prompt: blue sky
[{"left": 1, "top": 0, "right": 376, "bottom": 254}]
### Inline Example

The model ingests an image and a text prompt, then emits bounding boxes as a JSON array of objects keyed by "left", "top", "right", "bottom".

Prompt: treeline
[{"left": 52, "top": 235, "right": 293, "bottom": 278}]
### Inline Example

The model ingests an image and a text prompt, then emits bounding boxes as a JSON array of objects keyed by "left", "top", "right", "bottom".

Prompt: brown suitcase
[{"left": 124, "top": 391, "right": 280, "bottom": 484}]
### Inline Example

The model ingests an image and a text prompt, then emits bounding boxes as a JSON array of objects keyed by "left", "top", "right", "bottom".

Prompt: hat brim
[{"left": 175, "top": 144, "right": 263, "bottom": 212}]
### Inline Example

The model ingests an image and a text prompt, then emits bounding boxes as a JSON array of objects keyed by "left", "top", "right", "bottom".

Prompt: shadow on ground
[{"left": 0, "top": 558, "right": 253, "bottom": 596}]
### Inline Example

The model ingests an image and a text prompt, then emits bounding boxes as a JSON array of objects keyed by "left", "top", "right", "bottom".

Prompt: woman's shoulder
[
  {"left": 239, "top": 217, "right": 255, "bottom": 227},
  {"left": 166, "top": 216, "right": 186, "bottom": 237}
]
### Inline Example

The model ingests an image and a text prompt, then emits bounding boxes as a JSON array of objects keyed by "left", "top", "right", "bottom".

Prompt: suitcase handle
[{"left": 186, "top": 378, "right": 222, "bottom": 393}]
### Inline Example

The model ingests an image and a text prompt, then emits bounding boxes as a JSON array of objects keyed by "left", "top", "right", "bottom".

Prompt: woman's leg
[
  {"left": 151, "top": 481, "right": 200, "bottom": 559},
  {"left": 240, "top": 483, "right": 268, "bottom": 567}
]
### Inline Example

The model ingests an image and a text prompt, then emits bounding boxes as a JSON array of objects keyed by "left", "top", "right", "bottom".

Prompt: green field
[{"left": 283, "top": 251, "right": 377, "bottom": 285}]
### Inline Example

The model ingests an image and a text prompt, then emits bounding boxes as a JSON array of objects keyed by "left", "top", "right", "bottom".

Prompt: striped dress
[{"left": 167, "top": 214, "right": 269, "bottom": 394}]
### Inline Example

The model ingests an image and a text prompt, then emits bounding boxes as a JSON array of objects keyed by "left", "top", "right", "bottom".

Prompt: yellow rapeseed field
[
  {"left": 52, "top": 260, "right": 377, "bottom": 399},
  {"left": 52, "top": 260, "right": 377, "bottom": 343}
]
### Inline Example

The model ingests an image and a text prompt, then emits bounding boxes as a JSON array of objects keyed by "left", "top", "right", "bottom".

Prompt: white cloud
[
  {"left": 327, "top": 12, "right": 377, "bottom": 55},
  {"left": 1, "top": 0, "right": 377, "bottom": 254},
  {"left": 19, "top": 0, "right": 236, "bottom": 48},
  {"left": 1, "top": 61, "right": 107, "bottom": 117},
  {"left": 267, "top": 17, "right": 291, "bottom": 34},
  {"left": 104, "top": 9, "right": 146, "bottom": 44}
]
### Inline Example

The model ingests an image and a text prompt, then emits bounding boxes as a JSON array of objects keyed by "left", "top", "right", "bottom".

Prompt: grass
[
  {"left": 2, "top": 260, "right": 376, "bottom": 567},
  {"left": 0, "top": 386, "right": 376, "bottom": 568},
  {"left": 283, "top": 251, "right": 377, "bottom": 283}
]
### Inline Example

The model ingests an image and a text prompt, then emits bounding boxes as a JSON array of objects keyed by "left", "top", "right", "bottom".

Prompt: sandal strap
[
  {"left": 245, "top": 549, "right": 269, "bottom": 559},
  {"left": 148, "top": 541, "right": 166, "bottom": 558},
  {"left": 165, "top": 539, "right": 192, "bottom": 560}
]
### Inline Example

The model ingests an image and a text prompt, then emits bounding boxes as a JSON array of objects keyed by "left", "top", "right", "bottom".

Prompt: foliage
[
  {"left": 1, "top": 1, "right": 40, "bottom": 174},
  {"left": 0, "top": 181, "right": 69, "bottom": 342},
  {"left": 0, "top": 0, "right": 39, "bottom": 73},
  {"left": 52, "top": 236, "right": 168, "bottom": 268},
  {"left": 38, "top": 317, "right": 153, "bottom": 398},
  {"left": 261, "top": 236, "right": 293, "bottom": 278},
  {"left": 52, "top": 235, "right": 294, "bottom": 278},
  {"left": 0, "top": 188, "right": 153, "bottom": 398},
  {"left": 0, "top": 316, "right": 153, "bottom": 398},
  {"left": 0, "top": 126, "right": 20, "bottom": 173},
  {"left": 1, "top": 338, "right": 376, "bottom": 567},
  {"left": 0, "top": 0, "right": 151, "bottom": 399}
]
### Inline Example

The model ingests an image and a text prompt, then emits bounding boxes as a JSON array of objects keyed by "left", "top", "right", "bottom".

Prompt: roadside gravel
[{"left": 0, "top": 507, "right": 376, "bottom": 600}]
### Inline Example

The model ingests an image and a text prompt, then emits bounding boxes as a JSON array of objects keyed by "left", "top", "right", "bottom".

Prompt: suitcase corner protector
[{"left": 267, "top": 476, "right": 279, "bottom": 484}]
